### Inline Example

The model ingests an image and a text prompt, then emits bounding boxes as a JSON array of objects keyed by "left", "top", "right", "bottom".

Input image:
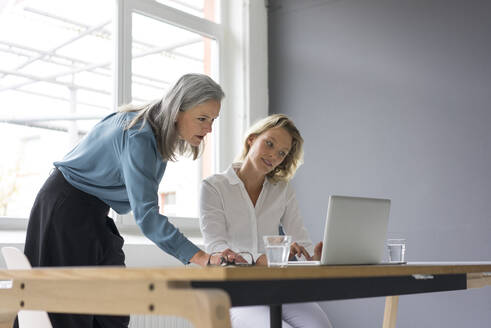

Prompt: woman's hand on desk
[
  {"left": 190, "top": 250, "right": 211, "bottom": 266},
  {"left": 192, "top": 248, "right": 245, "bottom": 266},
  {"left": 220, "top": 248, "right": 248, "bottom": 264},
  {"left": 255, "top": 254, "right": 268, "bottom": 266}
]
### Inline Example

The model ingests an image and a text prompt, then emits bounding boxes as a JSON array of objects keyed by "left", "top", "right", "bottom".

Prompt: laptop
[{"left": 288, "top": 195, "right": 391, "bottom": 266}]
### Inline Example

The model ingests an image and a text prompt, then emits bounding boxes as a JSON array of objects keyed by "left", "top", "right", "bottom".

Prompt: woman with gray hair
[{"left": 22, "top": 73, "right": 225, "bottom": 328}]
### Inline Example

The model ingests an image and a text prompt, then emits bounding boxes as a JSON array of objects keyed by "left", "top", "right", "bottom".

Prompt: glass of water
[
  {"left": 263, "top": 235, "right": 292, "bottom": 267},
  {"left": 387, "top": 238, "right": 406, "bottom": 263}
]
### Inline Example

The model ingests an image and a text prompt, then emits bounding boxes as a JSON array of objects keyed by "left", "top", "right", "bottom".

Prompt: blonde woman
[{"left": 200, "top": 114, "right": 333, "bottom": 328}]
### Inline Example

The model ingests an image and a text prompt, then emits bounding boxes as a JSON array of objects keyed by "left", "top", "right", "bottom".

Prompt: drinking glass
[
  {"left": 263, "top": 235, "right": 292, "bottom": 267},
  {"left": 387, "top": 238, "right": 406, "bottom": 263}
]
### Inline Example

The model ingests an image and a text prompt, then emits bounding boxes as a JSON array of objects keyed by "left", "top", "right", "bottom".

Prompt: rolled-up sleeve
[
  {"left": 199, "top": 180, "right": 231, "bottom": 253},
  {"left": 121, "top": 130, "right": 200, "bottom": 264}
]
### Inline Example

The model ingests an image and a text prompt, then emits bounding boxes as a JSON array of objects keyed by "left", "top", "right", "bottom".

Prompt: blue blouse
[{"left": 54, "top": 111, "right": 200, "bottom": 264}]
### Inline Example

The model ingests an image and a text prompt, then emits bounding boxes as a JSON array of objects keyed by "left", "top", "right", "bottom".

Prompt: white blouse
[{"left": 199, "top": 163, "right": 313, "bottom": 260}]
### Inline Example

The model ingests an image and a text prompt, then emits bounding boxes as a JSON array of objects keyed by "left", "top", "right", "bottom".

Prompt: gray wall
[{"left": 268, "top": 0, "right": 491, "bottom": 327}]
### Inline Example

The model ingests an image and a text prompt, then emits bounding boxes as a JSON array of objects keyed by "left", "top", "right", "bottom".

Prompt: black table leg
[{"left": 270, "top": 304, "right": 282, "bottom": 328}]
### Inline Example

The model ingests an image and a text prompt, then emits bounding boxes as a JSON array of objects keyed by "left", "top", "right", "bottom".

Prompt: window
[
  {"left": 130, "top": 10, "right": 220, "bottom": 217},
  {"left": 0, "top": 0, "right": 114, "bottom": 218},
  {"left": 0, "top": 0, "right": 268, "bottom": 229},
  {"left": 117, "top": 0, "right": 222, "bottom": 219}
]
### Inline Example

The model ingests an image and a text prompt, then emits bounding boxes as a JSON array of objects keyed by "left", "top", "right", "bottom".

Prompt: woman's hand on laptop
[
  {"left": 312, "top": 242, "right": 323, "bottom": 261},
  {"left": 289, "top": 242, "right": 312, "bottom": 260}
]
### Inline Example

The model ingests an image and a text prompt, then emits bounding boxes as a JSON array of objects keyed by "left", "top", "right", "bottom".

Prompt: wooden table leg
[
  {"left": 382, "top": 296, "right": 399, "bottom": 328},
  {"left": 186, "top": 289, "right": 232, "bottom": 328},
  {"left": 0, "top": 272, "right": 232, "bottom": 328},
  {"left": 0, "top": 312, "right": 16, "bottom": 328}
]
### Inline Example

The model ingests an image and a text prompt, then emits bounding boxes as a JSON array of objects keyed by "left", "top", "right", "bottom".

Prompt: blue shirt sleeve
[{"left": 120, "top": 128, "right": 201, "bottom": 264}]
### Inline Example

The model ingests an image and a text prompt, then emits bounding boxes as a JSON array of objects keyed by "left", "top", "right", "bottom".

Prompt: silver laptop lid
[{"left": 320, "top": 195, "right": 391, "bottom": 265}]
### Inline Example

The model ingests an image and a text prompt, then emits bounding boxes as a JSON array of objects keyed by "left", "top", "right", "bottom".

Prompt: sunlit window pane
[
  {"left": 155, "top": 0, "right": 220, "bottom": 23},
  {"left": 0, "top": 124, "right": 69, "bottom": 217},
  {"left": 0, "top": 0, "right": 113, "bottom": 218},
  {"left": 131, "top": 12, "right": 219, "bottom": 218}
]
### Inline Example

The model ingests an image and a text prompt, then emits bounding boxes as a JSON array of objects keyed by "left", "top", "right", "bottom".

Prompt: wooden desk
[{"left": 1, "top": 263, "right": 490, "bottom": 328}]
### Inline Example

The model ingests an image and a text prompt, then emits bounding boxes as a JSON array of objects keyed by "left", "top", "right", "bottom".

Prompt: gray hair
[{"left": 120, "top": 73, "right": 225, "bottom": 161}]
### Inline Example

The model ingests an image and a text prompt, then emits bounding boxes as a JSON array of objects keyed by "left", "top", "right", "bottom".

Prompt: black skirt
[{"left": 23, "top": 168, "right": 130, "bottom": 328}]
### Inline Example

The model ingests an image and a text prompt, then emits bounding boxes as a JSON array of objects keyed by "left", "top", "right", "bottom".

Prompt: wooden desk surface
[
  {"left": 1, "top": 262, "right": 490, "bottom": 282},
  {"left": 1, "top": 262, "right": 490, "bottom": 328}
]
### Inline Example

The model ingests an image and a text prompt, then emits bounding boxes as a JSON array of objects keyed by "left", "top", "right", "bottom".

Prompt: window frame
[{"left": 114, "top": 0, "right": 224, "bottom": 106}]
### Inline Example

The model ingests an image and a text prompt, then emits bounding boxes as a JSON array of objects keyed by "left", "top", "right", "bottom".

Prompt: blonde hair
[
  {"left": 238, "top": 114, "right": 304, "bottom": 182},
  {"left": 120, "top": 73, "right": 224, "bottom": 161}
]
